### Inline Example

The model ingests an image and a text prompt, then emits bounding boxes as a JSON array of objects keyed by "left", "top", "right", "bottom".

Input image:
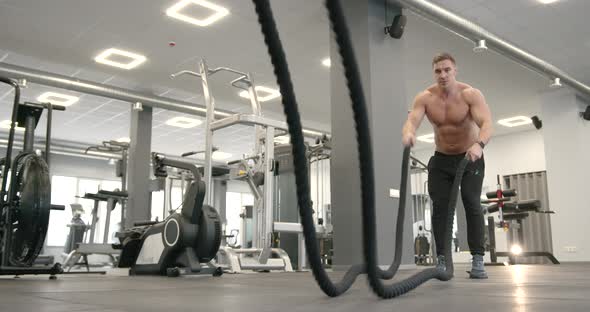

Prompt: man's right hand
[
  {"left": 402, "top": 132, "right": 416, "bottom": 147},
  {"left": 403, "top": 92, "right": 426, "bottom": 148}
]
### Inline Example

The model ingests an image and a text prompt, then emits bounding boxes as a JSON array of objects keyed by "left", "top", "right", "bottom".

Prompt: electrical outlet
[
  {"left": 565, "top": 246, "right": 577, "bottom": 253},
  {"left": 389, "top": 188, "right": 400, "bottom": 198}
]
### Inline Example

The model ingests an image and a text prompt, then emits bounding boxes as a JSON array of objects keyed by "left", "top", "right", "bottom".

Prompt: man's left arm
[
  {"left": 465, "top": 88, "right": 493, "bottom": 161},
  {"left": 467, "top": 88, "right": 493, "bottom": 146}
]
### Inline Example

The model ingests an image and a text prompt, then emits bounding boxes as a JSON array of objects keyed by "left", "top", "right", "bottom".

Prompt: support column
[
  {"left": 125, "top": 104, "right": 153, "bottom": 228},
  {"left": 331, "top": 0, "right": 414, "bottom": 268}
]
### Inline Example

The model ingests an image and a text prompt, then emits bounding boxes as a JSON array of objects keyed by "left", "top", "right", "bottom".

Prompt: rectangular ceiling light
[
  {"left": 116, "top": 137, "right": 131, "bottom": 143},
  {"left": 538, "top": 0, "right": 559, "bottom": 4},
  {"left": 0, "top": 120, "right": 24, "bottom": 131},
  {"left": 239, "top": 86, "right": 281, "bottom": 102},
  {"left": 94, "top": 48, "right": 147, "bottom": 70},
  {"left": 322, "top": 58, "right": 331, "bottom": 67},
  {"left": 166, "top": 0, "right": 229, "bottom": 27},
  {"left": 417, "top": 133, "right": 435, "bottom": 143},
  {"left": 37, "top": 91, "right": 79, "bottom": 106},
  {"left": 497, "top": 116, "right": 532, "bottom": 128},
  {"left": 165, "top": 116, "right": 203, "bottom": 128}
]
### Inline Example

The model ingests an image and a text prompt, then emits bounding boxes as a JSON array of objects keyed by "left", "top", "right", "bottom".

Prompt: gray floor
[{"left": 1, "top": 263, "right": 589, "bottom": 312}]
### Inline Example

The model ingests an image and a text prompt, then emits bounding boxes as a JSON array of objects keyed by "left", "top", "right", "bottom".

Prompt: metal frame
[
  {"left": 216, "top": 246, "right": 293, "bottom": 273},
  {"left": 171, "top": 59, "right": 294, "bottom": 273}
]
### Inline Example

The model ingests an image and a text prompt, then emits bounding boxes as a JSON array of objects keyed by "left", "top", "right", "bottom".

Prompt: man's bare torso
[{"left": 421, "top": 82, "right": 479, "bottom": 154}]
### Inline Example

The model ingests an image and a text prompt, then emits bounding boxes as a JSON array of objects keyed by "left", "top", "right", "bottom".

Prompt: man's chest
[{"left": 425, "top": 98, "right": 470, "bottom": 126}]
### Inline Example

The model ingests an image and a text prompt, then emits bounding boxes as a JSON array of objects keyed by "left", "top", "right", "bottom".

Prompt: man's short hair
[{"left": 432, "top": 53, "right": 456, "bottom": 66}]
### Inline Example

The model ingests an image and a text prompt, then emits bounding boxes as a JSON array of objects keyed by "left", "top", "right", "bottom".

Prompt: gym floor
[{"left": 1, "top": 263, "right": 588, "bottom": 312}]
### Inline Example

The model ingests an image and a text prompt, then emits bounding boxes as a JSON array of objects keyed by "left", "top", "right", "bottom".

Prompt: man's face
[{"left": 433, "top": 59, "right": 457, "bottom": 88}]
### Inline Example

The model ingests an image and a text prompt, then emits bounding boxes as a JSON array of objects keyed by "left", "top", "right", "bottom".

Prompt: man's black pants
[{"left": 427, "top": 151, "right": 485, "bottom": 256}]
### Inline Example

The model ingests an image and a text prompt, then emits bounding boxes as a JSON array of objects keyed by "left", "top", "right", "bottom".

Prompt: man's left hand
[{"left": 466, "top": 143, "right": 483, "bottom": 162}]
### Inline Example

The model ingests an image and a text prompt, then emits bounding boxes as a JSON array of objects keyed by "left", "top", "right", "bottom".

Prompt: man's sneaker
[
  {"left": 468, "top": 254, "right": 488, "bottom": 279},
  {"left": 436, "top": 255, "right": 446, "bottom": 272}
]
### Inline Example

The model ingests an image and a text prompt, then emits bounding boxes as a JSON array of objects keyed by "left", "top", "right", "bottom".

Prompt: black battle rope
[
  {"left": 324, "top": 0, "right": 469, "bottom": 298},
  {"left": 252, "top": 0, "right": 469, "bottom": 298}
]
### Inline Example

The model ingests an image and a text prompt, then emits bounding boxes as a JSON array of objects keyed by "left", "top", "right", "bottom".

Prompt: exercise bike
[
  {"left": 115, "top": 153, "right": 223, "bottom": 277},
  {"left": 0, "top": 76, "right": 66, "bottom": 277}
]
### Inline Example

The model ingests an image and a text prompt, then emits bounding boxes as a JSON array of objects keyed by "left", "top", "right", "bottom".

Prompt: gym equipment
[
  {"left": 171, "top": 60, "right": 294, "bottom": 273},
  {"left": 252, "top": 0, "right": 468, "bottom": 298},
  {"left": 60, "top": 140, "right": 130, "bottom": 272},
  {"left": 115, "top": 153, "right": 223, "bottom": 277},
  {"left": 157, "top": 149, "right": 227, "bottom": 220},
  {"left": 414, "top": 226, "right": 430, "bottom": 265},
  {"left": 85, "top": 140, "right": 129, "bottom": 227},
  {"left": 482, "top": 175, "right": 558, "bottom": 265},
  {"left": 409, "top": 154, "right": 435, "bottom": 265},
  {"left": 273, "top": 139, "right": 333, "bottom": 270},
  {"left": 0, "top": 77, "right": 65, "bottom": 277},
  {"left": 63, "top": 204, "right": 88, "bottom": 255},
  {"left": 62, "top": 190, "right": 127, "bottom": 272},
  {"left": 160, "top": 165, "right": 193, "bottom": 220}
]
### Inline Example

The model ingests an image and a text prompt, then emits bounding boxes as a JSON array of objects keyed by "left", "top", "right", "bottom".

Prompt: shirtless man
[{"left": 402, "top": 53, "right": 493, "bottom": 279}]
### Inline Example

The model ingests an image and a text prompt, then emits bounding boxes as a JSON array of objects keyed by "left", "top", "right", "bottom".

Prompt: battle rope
[{"left": 251, "top": 0, "right": 469, "bottom": 298}]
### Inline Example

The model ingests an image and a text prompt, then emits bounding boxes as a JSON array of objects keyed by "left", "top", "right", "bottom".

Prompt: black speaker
[
  {"left": 531, "top": 115, "right": 542, "bottom": 130},
  {"left": 583, "top": 105, "right": 590, "bottom": 121},
  {"left": 386, "top": 14, "right": 407, "bottom": 39}
]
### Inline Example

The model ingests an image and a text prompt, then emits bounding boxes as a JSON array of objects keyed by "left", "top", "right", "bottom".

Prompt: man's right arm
[{"left": 402, "top": 93, "right": 426, "bottom": 147}]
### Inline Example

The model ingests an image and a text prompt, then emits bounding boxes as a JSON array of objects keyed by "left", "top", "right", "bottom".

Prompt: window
[
  {"left": 46, "top": 176, "right": 78, "bottom": 246},
  {"left": 151, "top": 178, "right": 184, "bottom": 221},
  {"left": 309, "top": 158, "right": 331, "bottom": 225},
  {"left": 46, "top": 176, "right": 122, "bottom": 247},
  {"left": 151, "top": 190, "right": 165, "bottom": 222},
  {"left": 225, "top": 192, "right": 254, "bottom": 246},
  {"left": 171, "top": 186, "right": 184, "bottom": 212}
]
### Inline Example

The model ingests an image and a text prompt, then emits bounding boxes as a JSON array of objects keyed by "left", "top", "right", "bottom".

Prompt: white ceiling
[
  {"left": 431, "top": 0, "right": 590, "bottom": 83},
  {"left": 0, "top": 0, "right": 586, "bottom": 157}
]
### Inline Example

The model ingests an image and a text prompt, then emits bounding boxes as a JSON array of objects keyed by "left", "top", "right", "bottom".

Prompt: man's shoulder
[
  {"left": 417, "top": 86, "right": 437, "bottom": 101},
  {"left": 459, "top": 83, "right": 481, "bottom": 96}
]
